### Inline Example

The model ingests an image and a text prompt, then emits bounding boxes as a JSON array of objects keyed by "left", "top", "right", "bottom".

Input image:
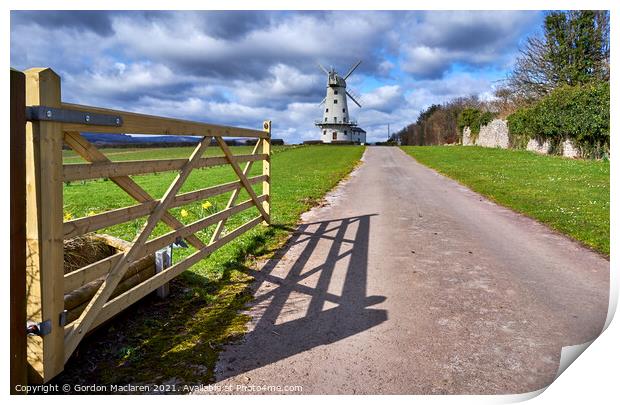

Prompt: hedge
[
  {"left": 457, "top": 108, "right": 495, "bottom": 137},
  {"left": 507, "top": 82, "right": 610, "bottom": 157}
]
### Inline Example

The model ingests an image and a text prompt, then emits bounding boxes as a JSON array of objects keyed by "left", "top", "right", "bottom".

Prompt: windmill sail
[
  {"left": 343, "top": 60, "right": 362, "bottom": 81},
  {"left": 346, "top": 91, "right": 362, "bottom": 108}
]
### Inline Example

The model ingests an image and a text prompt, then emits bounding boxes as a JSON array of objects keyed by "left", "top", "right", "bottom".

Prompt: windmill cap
[{"left": 328, "top": 73, "right": 346, "bottom": 87}]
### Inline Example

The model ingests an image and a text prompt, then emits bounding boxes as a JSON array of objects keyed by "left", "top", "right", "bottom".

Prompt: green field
[
  {"left": 62, "top": 144, "right": 291, "bottom": 164},
  {"left": 59, "top": 145, "right": 364, "bottom": 386},
  {"left": 400, "top": 146, "right": 610, "bottom": 255}
]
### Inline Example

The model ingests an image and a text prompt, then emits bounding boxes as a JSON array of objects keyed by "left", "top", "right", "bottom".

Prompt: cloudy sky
[{"left": 11, "top": 10, "right": 544, "bottom": 143}]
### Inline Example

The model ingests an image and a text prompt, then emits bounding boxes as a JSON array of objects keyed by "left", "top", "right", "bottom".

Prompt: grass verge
[
  {"left": 400, "top": 146, "right": 609, "bottom": 255},
  {"left": 55, "top": 145, "right": 364, "bottom": 389}
]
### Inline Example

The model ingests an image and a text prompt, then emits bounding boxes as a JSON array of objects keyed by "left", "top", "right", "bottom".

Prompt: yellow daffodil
[
  {"left": 63, "top": 212, "right": 73, "bottom": 221},
  {"left": 87, "top": 210, "right": 96, "bottom": 217},
  {"left": 202, "top": 201, "right": 212, "bottom": 209},
  {"left": 180, "top": 209, "right": 189, "bottom": 218}
]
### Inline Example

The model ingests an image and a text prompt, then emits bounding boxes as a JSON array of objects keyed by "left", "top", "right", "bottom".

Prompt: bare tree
[
  {"left": 507, "top": 11, "right": 610, "bottom": 98},
  {"left": 508, "top": 36, "right": 556, "bottom": 98}
]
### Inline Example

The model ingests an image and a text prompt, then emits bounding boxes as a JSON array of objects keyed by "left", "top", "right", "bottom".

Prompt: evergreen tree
[{"left": 508, "top": 10, "right": 609, "bottom": 98}]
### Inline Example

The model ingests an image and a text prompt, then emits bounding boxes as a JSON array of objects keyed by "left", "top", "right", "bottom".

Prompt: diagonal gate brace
[
  {"left": 63, "top": 131, "right": 206, "bottom": 251},
  {"left": 215, "top": 137, "right": 269, "bottom": 226},
  {"left": 64, "top": 136, "right": 212, "bottom": 360},
  {"left": 210, "top": 138, "right": 262, "bottom": 244}
]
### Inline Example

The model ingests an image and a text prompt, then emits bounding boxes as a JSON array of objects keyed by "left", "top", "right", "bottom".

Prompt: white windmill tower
[{"left": 315, "top": 61, "right": 367, "bottom": 144}]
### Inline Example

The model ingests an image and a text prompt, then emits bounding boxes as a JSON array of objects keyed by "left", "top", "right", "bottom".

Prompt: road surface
[{"left": 204, "top": 147, "right": 609, "bottom": 394}]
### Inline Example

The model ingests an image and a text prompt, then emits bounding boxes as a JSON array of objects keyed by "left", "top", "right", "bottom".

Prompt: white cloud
[
  {"left": 401, "top": 46, "right": 451, "bottom": 79},
  {"left": 378, "top": 60, "right": 395, "bottom": 76},
  {"left": 10, "top": 10, "right": 543, "bottom": 145},
  {"left": 398, "top": 11, "right": 540, "bottom": 79},
  {"left": 361, "top": 85, "right": 403, "bottom": 112},
  {"left": 67, "top": 63, "right": 180, "bottom": 97},
  {"left": 111, "top": 11, "right": 394, "bottom": 79},
  {"left": 233, "top": 64, "right": 323, "bottom": 106}
]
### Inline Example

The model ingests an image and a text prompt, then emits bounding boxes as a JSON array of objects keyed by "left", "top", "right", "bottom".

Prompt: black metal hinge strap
[
  {"left": 25, "top": 106, "right": 123, "bottom": 127},
  {"left": 26, "top": 320, "right": 51, "bottom": 336},
  {"left": 26, "top": 310, "right": 69, "bottom": 336}
]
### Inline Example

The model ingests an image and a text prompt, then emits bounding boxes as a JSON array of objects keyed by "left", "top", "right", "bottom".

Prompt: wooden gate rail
[
  {"left": 63, "top": 153, "right": 268, "bottom": 181},
  {"left": 61, "top": 102, "right": 270, "bottom": 138},
  {"left": 18, "top": 67, "right": 272, "bottom": 383},
  {"left": 78, "top": 216, "right": 264, "bottom": 334},
  {"left": 63, "top": 175, "right": 268, "bottom": 239},
  {"left": 211, "top": 138, "right": 262, "bottom": 243},
  {"left": 64, "top": 131, "right": 206, "bottom": 251},
  {"left": 63, "top": 196, "right": 267, "bottom": 294}
]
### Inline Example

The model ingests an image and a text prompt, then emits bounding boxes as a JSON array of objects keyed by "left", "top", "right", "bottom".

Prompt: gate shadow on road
[{"left": 216, "top": 213, "right": 387, "bottom": 381}]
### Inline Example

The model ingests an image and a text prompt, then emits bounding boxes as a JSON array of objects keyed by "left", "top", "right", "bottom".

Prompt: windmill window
[
  {"left": 325, "top": 108, "right": 329, "bottom": 112},
  {"left": 342, "top": 108, "right": 346, "bottom": 112},
  {"left": 333, "top": 99, "right": 338, "bottom": 104},
  {"left": 332, "top": 132, "right": 337, "bottom": 140},
  {"left": 344, "top": 131, "right": 348, "bottom": 135},
  {"left": 323, "top": 130, "right": 326, "bottom": 135},
  {"left": 324, "top": 117, "right": 327, "bottom": 122},
  {"left": 334, "top": 117, "right": 337, "bottom": 123},
  {"left": 334, "top": 90, "right": 339, "bottom": 95}
]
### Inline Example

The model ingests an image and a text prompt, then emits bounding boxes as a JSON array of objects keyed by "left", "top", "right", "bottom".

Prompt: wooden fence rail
[{"left": 14, "top": 67, "right": 271, "bottom": 383}]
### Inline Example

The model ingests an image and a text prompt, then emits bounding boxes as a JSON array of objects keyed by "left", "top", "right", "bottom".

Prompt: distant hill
[
  {"left": 79, "top": 133, "right": 285, "bottom": 148},
  {"left": 81, "top": 133, "right": 201, "bottom": 147}
]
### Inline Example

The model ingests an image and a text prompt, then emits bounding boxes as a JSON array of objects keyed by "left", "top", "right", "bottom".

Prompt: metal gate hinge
[
  {"left": 25, "top": 106, "right": 123, "bottom": 127},
  {"left": 26, "top": 311, "right": 67, "bottom": 336},
  {"left": 59, "top": 310, "right": 68, "bottom": 327},
  {"left": 26, "top": 319, "right": 52, "bottom": 336}
]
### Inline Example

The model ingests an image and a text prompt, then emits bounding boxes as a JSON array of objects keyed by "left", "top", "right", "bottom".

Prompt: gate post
[
  {"left": 262, "top": 120, "right": 271, "bottom": 225},
  {"left": 10, "top": 69, "right": 27, "bottom": 393},
  {"left": 24, "top": 68, "right": 65, "bottom": 382}
]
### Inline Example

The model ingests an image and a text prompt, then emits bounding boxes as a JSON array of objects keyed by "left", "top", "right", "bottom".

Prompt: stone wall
[
  {"left": 462, "top": 127, "right": 473, "bottom": 146},
  {"left": 463, "top": 119, "right": 581, "bottom": 158},
  {"left": 477, "top": 119, "right": 509, "bottom": 148},
  {"left": 561, "top": 139, "right": 580, "bottom": 158},
  {"left": 526, "top": 138, "right": 550, "bottom": 154}
]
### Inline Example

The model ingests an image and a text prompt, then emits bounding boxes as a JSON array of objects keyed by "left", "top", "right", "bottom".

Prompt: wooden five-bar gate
[{"left": 10, "top": 67, "right": 271, "bottom": 385}]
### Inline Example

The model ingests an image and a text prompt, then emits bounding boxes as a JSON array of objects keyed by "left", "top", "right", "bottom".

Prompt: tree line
[{"left": 392, "top": 10, "right": 610, "bottom": 156}]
